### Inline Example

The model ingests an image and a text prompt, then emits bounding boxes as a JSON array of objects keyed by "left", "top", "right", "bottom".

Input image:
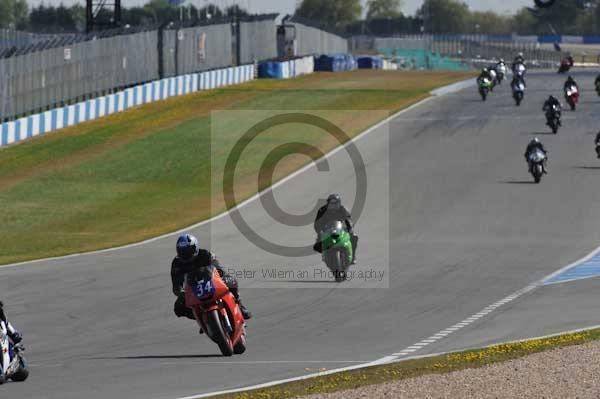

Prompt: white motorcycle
[
  {"left": 0, "top": 321, "right": 28, "bottom": 384},
  {"left": 512, "top": 79, "right": 526, "bottom": 106},
  {"left": 528, "top": 149, "right": 547, "bottom": 184},
  {"left": 514, "top": 62, "right": 527, "bottom": 79},
  {"left": 495, "top": 63, "right": 507, "bottom": 84}
]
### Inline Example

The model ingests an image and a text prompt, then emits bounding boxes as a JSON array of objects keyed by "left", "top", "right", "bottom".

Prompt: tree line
[
  {"left": 299, "top": 0, "right": 600, "bottom": 36},
  {"left": 0, "top": 0, "right": 248, "bottom": 33},
  {"left": 1, "top": 0, "right": 599, "bottom": 35}
]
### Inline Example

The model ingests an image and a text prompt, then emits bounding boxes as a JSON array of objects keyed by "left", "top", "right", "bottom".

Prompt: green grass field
[{"left": 0, "top": 70, "right": 472, "bottom": 265}]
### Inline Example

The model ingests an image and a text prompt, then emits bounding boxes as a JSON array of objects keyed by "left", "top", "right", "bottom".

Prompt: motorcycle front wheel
[{"left": 207, "top": 310, "right": 234, "bottom": 357}]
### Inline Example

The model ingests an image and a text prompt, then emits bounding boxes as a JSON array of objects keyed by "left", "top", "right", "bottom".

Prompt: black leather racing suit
[
  {"left": 313, "top": 204, "right": 358, "bottom": 260},
  {"left": 543, "top": 98, "right": 562, "bottom": 126},
  {"left": 563, "top": 79, "right": 578, "bottom": 93},
  {"left": 171, "top": 250, "right": 240, "bottom": 320}
]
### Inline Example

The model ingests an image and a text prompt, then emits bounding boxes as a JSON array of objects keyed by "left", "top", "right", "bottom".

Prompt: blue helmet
[{"left": 176, "top": 234, "right": 199, "bottom": 262}]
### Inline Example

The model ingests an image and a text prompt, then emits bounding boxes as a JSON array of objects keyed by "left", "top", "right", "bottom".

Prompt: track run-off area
[{"left": 2, "top": 71, "right": 600, "bottom": 399}]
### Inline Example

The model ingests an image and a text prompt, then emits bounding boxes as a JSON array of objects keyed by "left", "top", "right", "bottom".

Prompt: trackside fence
[{"left": 0, "top": 64, "right": 255, "bottom": 148}]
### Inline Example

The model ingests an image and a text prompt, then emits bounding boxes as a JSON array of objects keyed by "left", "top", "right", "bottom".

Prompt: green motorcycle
[
  {"left": 478, "top": 77, "right": 493, "bottom": 101},
  {"left": 319, "top": 221, "right": 353, "bottom": 282}
]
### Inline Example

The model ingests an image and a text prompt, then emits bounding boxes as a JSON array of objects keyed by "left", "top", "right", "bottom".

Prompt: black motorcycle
[{"left": 546, "top": 106, "right": 561, "bottom": 134}]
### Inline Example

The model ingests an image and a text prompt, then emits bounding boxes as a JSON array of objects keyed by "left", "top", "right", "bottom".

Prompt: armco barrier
[
  {"left": 258, "top": 56, "right": 314, "bottom": 79},
  {"left": 0, "top": 64, "right": 255, "bottom": 148}
]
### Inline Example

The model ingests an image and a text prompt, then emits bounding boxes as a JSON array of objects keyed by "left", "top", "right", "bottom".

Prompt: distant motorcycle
[
  {"left": 478, "top": 77, "right": 493, "bottom": 101},
  {"left": 513, "top": 62, "right": 527, "bottom": 79},
  {"left": 0, "top": 321, "right": 28, "bottom": 384},
  {"left": 528, "top": 149, "right": 547, "bottom": 184},
  {"left": 318, "top": 220, "right": 353, "bottom": 282},
  {"left": 184, "top": 265, "right": 247, "bottom": 357},
  {"left": 512, "top": 79, "right": 526, "bottom": 106},
  {"left": 488, "top": 69, "right": 498, "bottom": 91},
  {"left": 564, "top": 84, "right": 579, "bottom": 111},
  {"left": 546, "top": 105, "right": 561, "bottom": 134},
  {"left": 558, "top": 57, "right": 573, "bottom": 74},
  {"left": 494, "top": 63, "right": 507, "bottom": 85},
  {"left": 595, "top": 141, "right": 600, "bottom": 159},
  {"left": 595, "top": 81, "right": 600, "bottom": 97}
]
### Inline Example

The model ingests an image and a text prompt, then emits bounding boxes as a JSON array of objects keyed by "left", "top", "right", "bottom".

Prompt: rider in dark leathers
[
  {"left": 524, "top": 138, "right": 548, "bottom": 174},
  {"left": 0, "top": 301, "right": 22, "bottom": 344},
  {"left": 477, "top": 68, "right": 493, "bottom": 84},
  {"left": 171, "top": 234, "right": 251, "bottom": 322},
  {"left": 563, "top": 75, "right": 579, "bottom": 92},
  {"left": 313, "top": 194, "right": 358, "bottom": 264},
  {"left": 542, "top": 95, "right": 562, "bottom": 127},
  {"left": 512, "top": 53, "right": 525, "bottom": 73}
]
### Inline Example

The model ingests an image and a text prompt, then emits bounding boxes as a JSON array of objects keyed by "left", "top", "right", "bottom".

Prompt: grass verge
[
  {"left": 207, "top": 327, "right": 600, "bottom": 399},
  {"left": 0, "top": 70, "right": 473, "bottom": 264}
]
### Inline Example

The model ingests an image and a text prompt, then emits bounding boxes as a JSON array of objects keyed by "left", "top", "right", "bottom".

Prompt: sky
[{"left": 25, "top": 0, "right": 533, "bottom": 17}]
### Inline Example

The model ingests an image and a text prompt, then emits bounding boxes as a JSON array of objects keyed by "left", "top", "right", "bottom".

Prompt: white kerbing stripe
[
  {"left": 108, "top": 95, "right": 116, "bottom": 115},
  {"left": 88, "top": 99, "right": 97, "bottom": 120},
  {"left": 97, "top": 97, "right": 106, "bottom": 117},
  {"left": 7, "top": 122, "right": 15, "bottom": 144},
  {"left": 55, "top": 108, "right": 64, "bottom": 129},
  {"left": 117, "top": 92, "right": 124, "bottom": 112},
  {"left": 31, "top": 115, "right": 40, "bottom": 136},
  {"left": 67, "top": 105, "right": 76, "bottom": 126},
  {"left": 42, "top": 111, "right": 50, "bottom": 132},
  {"left": 192, "top": 74, "right": 198, "bottom": 92}
]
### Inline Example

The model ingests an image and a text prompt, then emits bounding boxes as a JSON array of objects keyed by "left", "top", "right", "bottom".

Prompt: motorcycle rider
[
  {"left": 495, "top": 58, "right": 507, "bottom": 79},
  {"left": 595, "top": 73, "right": 600, "bottom": 88},
  {"left": 512, "top": 52, "right": 525, "bottom": 72},
  {"left": 595, "top": 131, "right": 600, "bottom": 158},
  {"left": 511, "top": 73, "right": 526, "bottom": 90},
  {"left": 0, "top": 301, "right": 22, "bottom": 345},
  {"left": 171, "top": 234, "right": 252, "bottom": 322},
  {"left": 563, "top": 75, "right": 579, "bottom": 92},
  {"left": 477, "top": 67, "right": 493, "bottom": 85},
  {"left": 561, "top": 53, "right": 574, "bottom": 68},
  {"left": 524, "top": 137, "right": 548, "bottom": 174},
  {"left": 543, "top": 95, "right": 562, "bottom": 127},
  {"left": 313, "top": 194, "right": 358, "bottom": 264}
]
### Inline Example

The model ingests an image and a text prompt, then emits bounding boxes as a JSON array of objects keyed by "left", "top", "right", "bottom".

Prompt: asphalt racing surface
[{"left": 2, "top": 71, "right": 600, "bottom": 398}]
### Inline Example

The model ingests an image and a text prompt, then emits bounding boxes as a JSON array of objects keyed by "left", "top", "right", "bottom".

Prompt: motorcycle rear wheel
[{"left": 207, "top": 310, "right": 234, "bottom": 357}]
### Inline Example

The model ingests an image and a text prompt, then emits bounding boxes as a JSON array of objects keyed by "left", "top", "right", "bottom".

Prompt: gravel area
[{"left": 302, "top": 340, "right": 600, "bottom": 399}]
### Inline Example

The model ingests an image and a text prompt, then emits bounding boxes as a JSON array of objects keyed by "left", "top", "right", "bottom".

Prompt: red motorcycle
[
  {"left": 185, "top": 266, "right": 247, "bottom": 356},
  {"left": 564, "top": 84, "right": 579, "bottom": 111}
]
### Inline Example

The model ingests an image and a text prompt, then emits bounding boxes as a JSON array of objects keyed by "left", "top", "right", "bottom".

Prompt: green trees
[
  {"left": 0, "top": 0, "right": 28, "bottom": 29},
  {"left": 366, "top": 0, "right": 403, "bottom": 20},
  {"left": 296, "top": 0, "right": 362, "bottom": 30},
  {"left": 417, "top": 0, "right": 470, "bottom": 33}
]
